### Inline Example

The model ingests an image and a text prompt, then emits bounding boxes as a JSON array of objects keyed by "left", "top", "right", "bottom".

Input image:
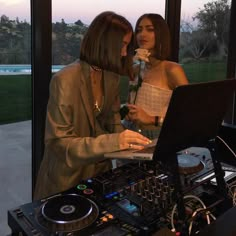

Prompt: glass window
[
  {"left": 51, "top": 0, "right": 165, "bottom": 103},
  {"left": 0, "top": 1, "right": 31, "bottom": 235},
  {"left": 180, "top": 0, "right": 231, "bottom": 83}
]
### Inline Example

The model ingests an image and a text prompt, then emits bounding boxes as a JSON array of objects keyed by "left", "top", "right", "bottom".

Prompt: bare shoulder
[
  {"left": 163, "top": 60, "right": 183, "bottom": 72},
  {"left": 163, "top": 60, "right": 189, "bottom": 87}
]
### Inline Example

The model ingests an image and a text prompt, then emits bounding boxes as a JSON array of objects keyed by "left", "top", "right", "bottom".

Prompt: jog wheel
[
  {"left": 37, "top": 194, "right": 99, "bottom": 232},
  {"left": 178, "top": 154, "right": 204, "bottom": 175}
]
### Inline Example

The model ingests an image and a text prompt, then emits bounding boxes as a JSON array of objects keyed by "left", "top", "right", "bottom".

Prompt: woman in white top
[{"left": 125, "top": 13, "right": 189, "bottom": 138}]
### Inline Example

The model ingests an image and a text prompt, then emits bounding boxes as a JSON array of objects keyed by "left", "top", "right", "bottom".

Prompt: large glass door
[
  {"left": 180, "top": 0, "right": 231, "bottom": 83},
  {"left": 0, "top": 1, "right": 31, "bottom": 235},
  {"left": 51, "top": 0, "right": 166, "bottom": 102}
]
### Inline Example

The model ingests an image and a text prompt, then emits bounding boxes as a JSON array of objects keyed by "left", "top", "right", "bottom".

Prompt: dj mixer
[{"left": 8, "top": 148, "right": 236, "bottom": 236}]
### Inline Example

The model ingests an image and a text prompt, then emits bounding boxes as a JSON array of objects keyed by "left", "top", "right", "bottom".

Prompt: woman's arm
[{"left": 167, "top": 63, "right": 189, "bottom": 89}]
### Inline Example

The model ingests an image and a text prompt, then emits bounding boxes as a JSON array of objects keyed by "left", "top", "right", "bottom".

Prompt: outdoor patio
[{"left": 0, "top": 120, "right": 31, "bottom": 235}]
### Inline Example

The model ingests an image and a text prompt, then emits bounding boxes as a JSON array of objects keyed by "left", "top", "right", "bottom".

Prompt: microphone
[
  {"left": 133, "top": 60, "right": 145, "bottom": 104},
  {"left": 138, "top": 60, "right": 145, "bottom": 87},
  {"left": 132, "top": 49, "right": 150, "bottom": 104}
]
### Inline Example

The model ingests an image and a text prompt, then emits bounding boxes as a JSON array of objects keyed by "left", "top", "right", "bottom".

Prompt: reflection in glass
[
  {"left": 180, "top": 0, "right": 231, "bottom": 83},
  {"left": 0, "top": 3, "right": 32, "bottom": 235}
]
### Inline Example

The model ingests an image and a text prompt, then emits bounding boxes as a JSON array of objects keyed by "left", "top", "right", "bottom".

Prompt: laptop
[{"left": 105, "top": 79, "right": 236, "bottom": 161}]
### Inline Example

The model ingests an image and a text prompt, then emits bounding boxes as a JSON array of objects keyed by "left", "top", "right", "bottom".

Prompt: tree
[
  {"left": 52, "top": 19, "right": 88, "bottom": 64},
  {"left": 193, "top": 0, "right": 230, "bottom": 58},
  {"left": 0, "top": 14, "right": 87, "bottom": 64},
  {"left": 180, "top": 20, "right": 215, "bottom": 61},
  {"left": 0, "top": 15, "right": 31, "bottom": 63}
]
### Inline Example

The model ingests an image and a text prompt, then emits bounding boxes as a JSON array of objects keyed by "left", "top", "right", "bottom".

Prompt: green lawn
[
  {"left": 120, "top": 61, "right": 227, "bottom": 103},
  {"left": 182, "top": 62, "right": 227, "bottom": 83},
  {"left": 0, "top": 74, "right": 32, "bottom": 124},
  {"left": 0, "top": 62, "right": 227, "bottom": 124}
]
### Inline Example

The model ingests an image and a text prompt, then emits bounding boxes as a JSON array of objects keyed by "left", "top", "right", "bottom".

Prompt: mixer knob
[
  {"left": 138, "top": 180, "right": 145, "bottom": 188},
  {"left": 148, "top": 194, "right": 153, "bottom": 202},
  {"left": 161, "top": 194, "right": 167, "bottom": 209},
  {"left": 170, "top": 185, "right": 175, "bottom": 193},
  {"left": 152, "top": 177, "right": 157, "bottom": 186},
  {"left": 150, "top": 186, "right": 156, "bottom": 194},
  {"left": 156, "top": 184, "right": 163, "bottom": 193},
  {"left": 131, "top": 183, "right": 137, "bottom": 192},
  {"left": 164, "top": 186, "right": 169, "bottom": 193},
  {"left": 155, "top": 190, "right": 161, "bottom": 198},
  {"left": 145, "top": 177, "right": 151, "bottom": 185},
  {"left": 148, "top": 169, "right": 154, "bottom": 175},
  {"left": 154, "top": 197, "right": 159, "bottom": 206},
  {"left": 142, "top": 190, "right": 147, "bottom": 199},
  {"left": 137, "top": 186, "right": 142, "bottom": 196},
  {"left": 144, "top": 185, "right": 149, "bottom": 192}
]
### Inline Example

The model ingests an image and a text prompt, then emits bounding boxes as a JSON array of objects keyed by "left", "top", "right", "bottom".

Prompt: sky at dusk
[{"left": 0, "top": 0, "right": 213, "bottom": 26}]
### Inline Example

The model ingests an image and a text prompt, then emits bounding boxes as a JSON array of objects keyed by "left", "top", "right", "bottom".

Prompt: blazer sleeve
[{"left": 44, "top": 68, "right": 123, "bottom": 169}]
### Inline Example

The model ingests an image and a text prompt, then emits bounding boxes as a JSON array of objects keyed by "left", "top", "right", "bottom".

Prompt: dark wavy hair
[
  {"left": 134, "top": 13, "right": 171, "bottom": 60},
  {"left": 80, "top": 11, "right": 134, "bottom": 75}
]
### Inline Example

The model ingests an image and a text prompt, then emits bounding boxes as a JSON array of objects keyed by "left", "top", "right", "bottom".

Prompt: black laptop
[{"left": 105, "top": 79, "right": 236, "bottom": 161}]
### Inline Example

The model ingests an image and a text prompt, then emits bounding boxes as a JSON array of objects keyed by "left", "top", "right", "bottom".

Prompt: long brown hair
[
  {"left": 134, "top": 13, "right": 171, "bottom": 60},
  {"left": 80, "top": 11, "right": 134, "bottom": 75}
]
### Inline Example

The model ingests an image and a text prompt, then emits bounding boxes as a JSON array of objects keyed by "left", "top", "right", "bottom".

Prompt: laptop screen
[{"left": 153, "top": 79, "right": 236, "bottom": 162}]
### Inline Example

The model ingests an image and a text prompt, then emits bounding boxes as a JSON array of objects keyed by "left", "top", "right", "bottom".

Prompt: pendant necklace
[
  {"left": 94, "top": 101, "right": 101, "bottom": 112},
  {"left": 90, "top": 66, "right": 103, "bottom": 113}
]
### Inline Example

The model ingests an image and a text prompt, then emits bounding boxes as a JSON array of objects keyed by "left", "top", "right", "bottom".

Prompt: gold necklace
[
  {"left": 90, "top": 65, "right": 102, "bottom": 72},
  {"left": 90, "top": 69, "right": 103, "bottom": 113},
  {"left": 94, "top": 101, "right": 101, "bottom": 112}
]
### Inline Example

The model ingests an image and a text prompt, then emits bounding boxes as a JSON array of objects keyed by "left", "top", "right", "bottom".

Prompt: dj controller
[{"left": 8, "top": 148, "right": 236, "bottom": 236}]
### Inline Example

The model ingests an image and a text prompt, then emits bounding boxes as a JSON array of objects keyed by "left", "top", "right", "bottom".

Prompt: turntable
[
  {"left": 36, "top": 194, "right": 99, "bottom": 232},
  {"left": 8, "top": 189, "right": 142, "bottom": 236},
  {"left": 178, "top": 154, "right": 204, "bottom": 175}
]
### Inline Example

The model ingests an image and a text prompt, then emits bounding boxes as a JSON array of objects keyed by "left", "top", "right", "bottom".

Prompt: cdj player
[{"left": 8, "top": 148, "right": 236, "bottom": 236}]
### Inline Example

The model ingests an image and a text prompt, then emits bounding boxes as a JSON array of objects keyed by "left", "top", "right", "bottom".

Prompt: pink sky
[{"left": 0, "top": 0, "right": 211, "bottom": 26}]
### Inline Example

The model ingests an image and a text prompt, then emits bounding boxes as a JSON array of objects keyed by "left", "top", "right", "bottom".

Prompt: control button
[
  {"left": 77, "top": 184, "right": 87, "bottom": 190},
  {"left": 83, "top": 188, "right": 94, "bottom": 195},
  {"left": 106, "top": 214, "right": 114, "bottom": 219},
  {"left": 101, "top": 217, "right": 108, "bottom": 222}
]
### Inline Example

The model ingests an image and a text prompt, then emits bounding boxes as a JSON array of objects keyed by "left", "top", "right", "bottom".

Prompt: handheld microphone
[{"left": 133, "top": 60, "right": 145, "bottom": 104}]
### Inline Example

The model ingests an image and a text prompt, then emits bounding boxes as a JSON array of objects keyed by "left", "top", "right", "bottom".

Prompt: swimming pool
[{"left": 0, "top": 64, "right": 64, "bottom": 74}]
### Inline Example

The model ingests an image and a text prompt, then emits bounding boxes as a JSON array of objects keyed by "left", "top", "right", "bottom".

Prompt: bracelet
[
  {"left": 159, "top": 117, "right": 164, "bottom": 126},
  {"left": 154, "top": 116, "right": 159, "bottom": 126},
  {"left": 154, "top": 116, "right": 164, "bottom": 127}
]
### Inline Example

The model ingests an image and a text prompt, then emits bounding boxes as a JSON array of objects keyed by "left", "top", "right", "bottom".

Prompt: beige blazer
[{"left": 34, "top": 61, "right": 124, "bottom": 200}]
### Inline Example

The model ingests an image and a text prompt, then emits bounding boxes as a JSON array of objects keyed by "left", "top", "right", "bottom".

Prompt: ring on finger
[{"left": 129, "top": 144, "right": 133, "bottom": 149}]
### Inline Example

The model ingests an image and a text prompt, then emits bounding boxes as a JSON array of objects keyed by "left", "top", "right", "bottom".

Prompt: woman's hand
[
  {"left": 126, "top": 104, "right": 154, "bottom": 125},
  {"left": 119, "top": 129, "right": 152, "bottom": 150},
  {"left": 133, "top": 48, "right": 151, "bottom": 62}
]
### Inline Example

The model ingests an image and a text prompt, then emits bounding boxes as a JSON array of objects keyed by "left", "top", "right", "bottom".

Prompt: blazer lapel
[{"left": 80, "top": 63, "right": 95, "bottom": 130}]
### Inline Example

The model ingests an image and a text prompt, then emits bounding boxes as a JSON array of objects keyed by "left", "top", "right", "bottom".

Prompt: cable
[
  {"left": 216, "top": 135, "right": 236, "bottom": 158},
  {"left": 188, "top": 207, "right": 216, "bottom": 235},
  {"left": 227, "top": 183, "right": 236, "bottom": 206},
  {"left": 133, "top": 60, "right": 145, "bottom": 104},
  {"left": 216, "top": 136, "right": 236, "bottom": 205},
  {"left": 170, "top": 194, "right": 210, "bottom": 233}
]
